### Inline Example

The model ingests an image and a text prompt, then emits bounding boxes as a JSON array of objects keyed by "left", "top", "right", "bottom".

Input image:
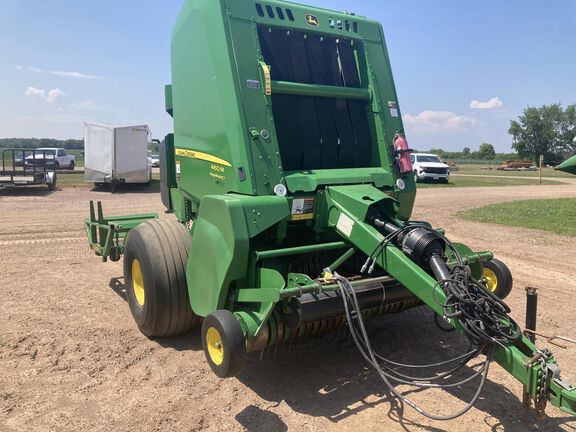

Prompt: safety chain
[
  {"left": 535, "top": 349, "right": 552, "bottom": 417},
  {"left": 114, "top": 229, "right": 120, "bottom": 249}
]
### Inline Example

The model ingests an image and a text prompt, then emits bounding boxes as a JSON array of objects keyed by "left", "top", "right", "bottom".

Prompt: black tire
[
  {"left": 69, "top": 161, "right": 75, "bottom": 171},
  {"left": 123, "top": 219, "right": 198, "bottom": 337},
  {"left": 53, "top": 161, "right": 60, "bottom": 170},
  {"left": 482, "top": 258, "right": 513, "bottom": 300},
  {"left": 413, "top": 171, "right": 419, "bottom": 183},
  {"left": 202, "top": 310, "right": 246, "bottom": 378}
]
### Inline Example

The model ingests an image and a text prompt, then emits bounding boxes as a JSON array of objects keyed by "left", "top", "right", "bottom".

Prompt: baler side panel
[{"left": 171, "top": 0, "right": 255, "bottom": 203}]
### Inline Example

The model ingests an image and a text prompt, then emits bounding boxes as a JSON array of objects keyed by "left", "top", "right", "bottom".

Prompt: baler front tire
[
  {"left": 482, "top": 258, "right": 513, "bottom": 300},
  {"left": 202, "top": 310, "right": 246, "bottom": 378},
  {"left": 123, "top": 219, "right": 198, "bottom": 337}
]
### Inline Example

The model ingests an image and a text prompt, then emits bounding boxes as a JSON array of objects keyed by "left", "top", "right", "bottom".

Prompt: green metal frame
[{"left": 84, "top": 201, "right": 158, "bottom": 262}]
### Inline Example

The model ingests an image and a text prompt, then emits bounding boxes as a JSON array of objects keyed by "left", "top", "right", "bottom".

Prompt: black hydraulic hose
[{"left": 335, "top": 274, "right": 494, "bottom": 420}]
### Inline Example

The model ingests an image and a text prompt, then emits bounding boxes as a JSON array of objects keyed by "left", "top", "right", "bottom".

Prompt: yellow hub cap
[
  {"left": 483, "top": 268, "right": 498, "bottom": 292},
  {"left": 132, "top": 259, "right": 145, "bottom": 306},
  {"left": 206, "top": 327, "right": 224, "bottom": 366}
]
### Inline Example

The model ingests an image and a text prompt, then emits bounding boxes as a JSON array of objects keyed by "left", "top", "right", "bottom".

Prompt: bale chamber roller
[{"left": 87, "top": 0, "right": 576, "bottom": 420}]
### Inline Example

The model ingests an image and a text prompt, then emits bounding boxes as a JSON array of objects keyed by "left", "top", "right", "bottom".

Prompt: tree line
[
  {"left": 0, "top": 138, "right": 84, "bottom": 149},
  {"left": 509, "top": 104, "right": 576, "bottom": 164},
  {"left": 420, "top": 143, "right": 518, "bottom": 162}
]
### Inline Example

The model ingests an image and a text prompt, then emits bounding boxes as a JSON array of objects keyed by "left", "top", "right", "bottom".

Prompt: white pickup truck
[
  {"left": 26, "top": 148, "right": 76, "bottom": 170},
  {"left": 411, "top": 153, "right": 450, "bottom": 183}
]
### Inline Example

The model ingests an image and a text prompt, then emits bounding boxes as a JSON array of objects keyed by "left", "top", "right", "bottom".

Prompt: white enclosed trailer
[{"left": 84, "top": 123, "right": 152, "bottom": 192}]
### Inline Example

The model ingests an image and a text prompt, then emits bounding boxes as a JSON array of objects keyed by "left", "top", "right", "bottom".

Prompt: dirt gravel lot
[{"left": 1, "top": 180, "right": 576, "bottom": 432}]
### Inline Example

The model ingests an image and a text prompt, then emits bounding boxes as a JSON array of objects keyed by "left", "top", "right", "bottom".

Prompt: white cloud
[
  {"left": 15, "top": 65, "right": 101, "bottom": 80},
  {"left": 470, "top": 97, "right": 503, "bottom": 110},
  {"left": 403, "top": 111, "right": 476, "bottom": 135},
  {"left": 51, "top": 70, "right": 100, "bottom": 80},
  {"left": 46, "top": 88, "right": 65, "bottom": 103},
  {"left": 25, "top": 86, "right": 46, "bottom": 98},
  {"left": 25, "top": 86, "right": 65, "bottom": 103}
]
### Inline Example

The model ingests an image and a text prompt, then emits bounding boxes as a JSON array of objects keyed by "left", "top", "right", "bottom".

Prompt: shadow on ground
[
  {"left": 235, "top": 405, "right": 288, "bottom": 432},
  {"left": 236, "top": 308, "right": 575, "bottom": 431},
  {"left": 90, "top": 180, "right": 161, "bottom": 194},
  {"left": 107, "top": 277, "right": 575, "bottom": 431},
  {"left": 0, "top": 186, "right": 58, "bottom": 196},
  {"left": 109, "top": 276, "right": 203, "bottom": 352},
  {"left": 109, "top": 277, "right": 127, "bottom": 301}
]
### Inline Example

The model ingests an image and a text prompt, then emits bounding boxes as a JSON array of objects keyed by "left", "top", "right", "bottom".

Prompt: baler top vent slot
[
  {"left": 329, "top": 18, "right": 358, "bottom": 33},
  {"left": 258, "top": 27, "right": 373, "bottom": 171},
  {"left": 255, "top": 3, "right": 295, "bottom": 21}
]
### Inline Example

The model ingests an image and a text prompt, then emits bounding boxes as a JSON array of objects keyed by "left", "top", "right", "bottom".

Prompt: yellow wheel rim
[
  {"left": 483, "top": 267, "right": 498, "bottom": 292},
  {"left": 132, "top": 259, "right": 145, "bottom": 306},
  {"left": 206, "top": 327, "right": 224, "bottom": 366}
]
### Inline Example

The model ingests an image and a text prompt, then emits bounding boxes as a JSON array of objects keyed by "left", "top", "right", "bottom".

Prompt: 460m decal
[{"left": 175, "top": 148, "right": 232, "bottom": 167}]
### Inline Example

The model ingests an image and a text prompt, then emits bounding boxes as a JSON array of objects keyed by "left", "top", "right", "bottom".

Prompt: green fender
[{"left": 187, "top": 194, "right": 290, "bottom": 317}]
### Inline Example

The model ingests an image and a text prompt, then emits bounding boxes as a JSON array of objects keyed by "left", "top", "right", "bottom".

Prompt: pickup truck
[
  {"left": 26, "top": 148, "right": 75, "bottom": 170},
  {"left": 411, "top": 153, "right": 450, "bottom": 183}
]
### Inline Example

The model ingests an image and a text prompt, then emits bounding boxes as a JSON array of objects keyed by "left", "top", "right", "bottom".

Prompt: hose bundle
[
  {"left": 435, "top": 265, "right": 522, "bottom": 347},
  {"left": 337, "top": 224, "right": 521, "bottom": 420},
  {"left": 335, "top": 274, "right": 493, "bottom": 420}
]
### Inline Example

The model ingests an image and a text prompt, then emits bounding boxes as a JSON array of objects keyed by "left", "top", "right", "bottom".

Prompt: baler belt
[{"left": 257, "top": 27, "right": 372, "bottom": 171}]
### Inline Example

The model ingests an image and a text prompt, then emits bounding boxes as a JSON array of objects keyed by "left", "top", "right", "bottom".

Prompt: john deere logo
[{"left": 305, "top": 14, "right": 319, "bottom": 27}]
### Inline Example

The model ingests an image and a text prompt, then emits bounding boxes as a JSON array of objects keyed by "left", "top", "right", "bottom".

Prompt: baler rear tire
[
  {"left": 123, "top": 219, "right": 198, "bottom": 337},
  {"left": 202, "top": 310, "right": 246, "bottom": 378},
  {"left": 482, "top": 258, "right": 513, "bottom": 300}
]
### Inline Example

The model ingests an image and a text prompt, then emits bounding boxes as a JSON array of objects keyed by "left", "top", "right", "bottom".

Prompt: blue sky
[{"left": 0, "top": 0, "right": 574, "bottom": 152}]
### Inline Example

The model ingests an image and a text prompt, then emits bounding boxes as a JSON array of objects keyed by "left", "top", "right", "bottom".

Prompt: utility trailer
[
  {"left": 0, "top": 149, "right": 57, "bottom": 190},
  {"left": 84, "top": 123, "right": 152, "bottom": 193},
  {"left": 86, "top": 0, "right": 576, "bottom": 421}
]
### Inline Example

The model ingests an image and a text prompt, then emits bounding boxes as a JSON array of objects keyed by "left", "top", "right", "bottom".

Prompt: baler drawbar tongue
[{"left": 322, "top": 184, "right": 576, "bottom": 419}]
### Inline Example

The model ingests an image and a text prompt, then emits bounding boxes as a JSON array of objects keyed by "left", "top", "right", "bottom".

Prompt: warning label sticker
[
  {"left": 336, "top": 213, "right": 354, "bottom": 237},
  {"left": 291, "top": 198, "right": 315, "bottom": 221}
]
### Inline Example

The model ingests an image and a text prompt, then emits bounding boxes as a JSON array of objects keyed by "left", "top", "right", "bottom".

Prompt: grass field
[
  {"left": 452, "top": 163, "right": 574, "bottom": 179},
  {"left": 459, "top": 198, "right": 576, "bottom": 236},
  {"left": 417, "top": 176, "right": 562, "bottom": 188}
]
